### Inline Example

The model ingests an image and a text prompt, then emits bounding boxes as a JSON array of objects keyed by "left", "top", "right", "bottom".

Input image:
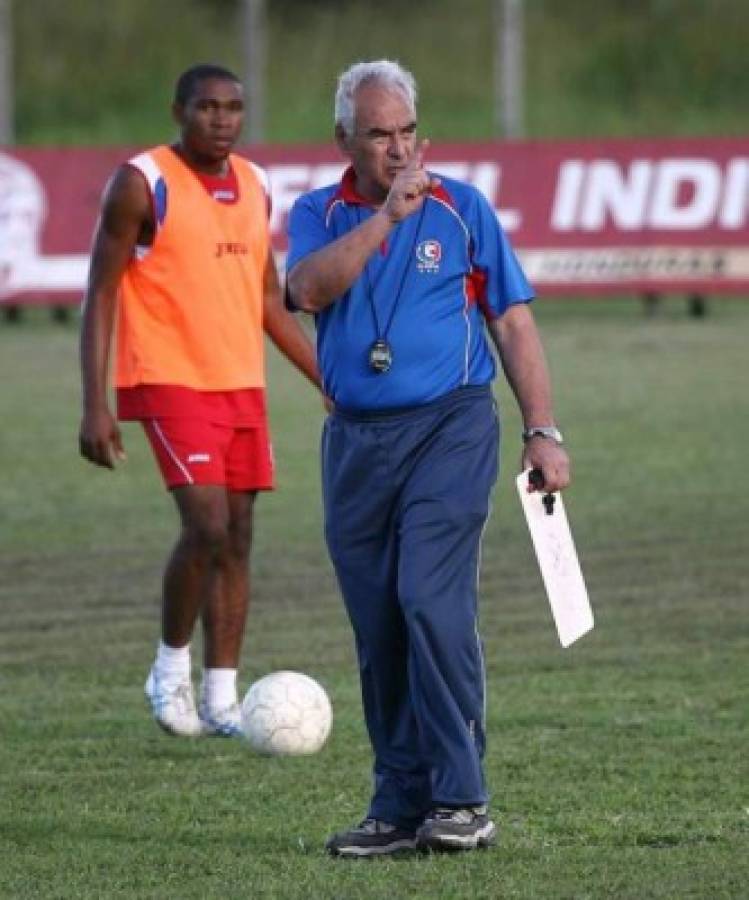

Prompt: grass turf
[{"left": 1, "top": 298, "right": 747, "bottom": 898}]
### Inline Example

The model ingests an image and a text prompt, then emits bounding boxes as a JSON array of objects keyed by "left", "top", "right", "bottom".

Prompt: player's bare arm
[
  {"left": 488, "top": 303, "right": 571, "bottom": 493},
  {"left": 261, "top": 251, "right": 321, "bottom": 390},
  {"left": 79, "top": 166, "right": 152, "bottom": 468}
]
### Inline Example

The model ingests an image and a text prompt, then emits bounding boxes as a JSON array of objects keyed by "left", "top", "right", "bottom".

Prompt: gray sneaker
[
  {"left": 325, "top": 818, "right": 418, "bottom": 858},
  {"left": 416, "top": 805, "right": 497, "bottom": 852}
]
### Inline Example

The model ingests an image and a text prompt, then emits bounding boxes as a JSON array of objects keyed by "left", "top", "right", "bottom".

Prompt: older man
[{"left": 286, "top": 60, "right": 570, "bottom": 856}]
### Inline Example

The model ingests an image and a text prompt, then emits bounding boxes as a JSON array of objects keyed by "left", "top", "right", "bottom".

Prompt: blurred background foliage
[{"left": 12, "top": 0, "right": 749, "bottom": 145}]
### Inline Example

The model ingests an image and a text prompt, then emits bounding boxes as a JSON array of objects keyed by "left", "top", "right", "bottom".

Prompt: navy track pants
[{"left": 321, "top": 385, "right": 499, "bottom": 829}]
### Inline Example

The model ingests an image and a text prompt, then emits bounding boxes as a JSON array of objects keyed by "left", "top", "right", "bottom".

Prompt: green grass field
[{"left": 1, "top": 299, "right": 748, "bottom": 898}]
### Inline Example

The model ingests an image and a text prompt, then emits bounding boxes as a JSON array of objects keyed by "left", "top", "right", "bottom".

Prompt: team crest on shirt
[{"left": 416, "top": 239, "right": 442, "bottom": 273}]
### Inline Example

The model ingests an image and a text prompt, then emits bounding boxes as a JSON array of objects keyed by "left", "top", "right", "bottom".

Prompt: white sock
[
  {"left": 154, "top": 640, "right": 191, "bottom": 688},
  {"left": 201, "top": 668, "right": 238, "bottom": 711}
]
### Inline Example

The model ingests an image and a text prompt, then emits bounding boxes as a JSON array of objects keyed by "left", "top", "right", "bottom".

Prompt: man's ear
[
  {"left": 172, "top": 103, "right": 184, "bottom": 129},
  {"left": 334, "top": 124, "right": 349, "bottom": 154}
]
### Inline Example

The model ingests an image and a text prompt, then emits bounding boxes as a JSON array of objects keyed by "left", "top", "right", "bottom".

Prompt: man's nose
[
  {"left": 387, "top": 134, "right": 406, "bottom": 158},
  {"left": 212, "top": 106, "right": 232, "bottom": 126}
]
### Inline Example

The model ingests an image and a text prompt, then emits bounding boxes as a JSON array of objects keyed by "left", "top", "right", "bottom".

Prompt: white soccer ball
[{"left": 240, "top": 670, "right": 332, "bottom": 756}]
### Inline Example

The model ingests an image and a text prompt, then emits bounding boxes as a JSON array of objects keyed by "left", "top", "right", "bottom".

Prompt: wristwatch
[{"left": 522, "top": 425, "right": 564, "bottom": 444}]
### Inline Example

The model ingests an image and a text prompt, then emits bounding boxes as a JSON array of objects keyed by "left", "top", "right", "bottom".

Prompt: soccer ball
[{"left": 240, "top": 670, "right": 332, "bottom": 756}]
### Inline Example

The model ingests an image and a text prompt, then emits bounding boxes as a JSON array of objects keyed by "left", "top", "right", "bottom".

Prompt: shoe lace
[
  {"left": 153, "top": 679, "right": 195, "bottom": 715},
  {"left": 430, "top": 807, "right": 477, "bottom": 825},
  {"left": 163, "top": 682, "right": 197, "bottom": 716},
  {"left": 357, "top": 818, "right": 394, "bottom": 835}
]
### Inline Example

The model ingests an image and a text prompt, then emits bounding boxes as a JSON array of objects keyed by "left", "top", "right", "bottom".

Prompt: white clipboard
[{"left": 516, "top": 469, "right": 594, "bottom": 647}]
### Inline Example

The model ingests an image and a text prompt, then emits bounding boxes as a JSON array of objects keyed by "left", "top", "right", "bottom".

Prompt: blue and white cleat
[
  {"left": 198, "top": 701, "right": 244, "bottom": 738},
  {"left": 144, "top": 668, "right": 204, "bottom": 737}
]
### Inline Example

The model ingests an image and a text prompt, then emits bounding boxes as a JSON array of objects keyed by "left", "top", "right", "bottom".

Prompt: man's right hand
[
  {"left": 79, "top": 407, "right": 126, "bottom": 469},
  {"left": 382, "top": 139, "right": 440, "bottom": 224}
]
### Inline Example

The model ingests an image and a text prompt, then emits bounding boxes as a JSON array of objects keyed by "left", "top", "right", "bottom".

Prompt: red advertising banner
[{"left": 2, "top": 136, "right": 747, "bottom": 304}]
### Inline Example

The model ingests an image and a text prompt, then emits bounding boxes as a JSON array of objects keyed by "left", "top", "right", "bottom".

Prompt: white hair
[{"left": 334, "top": 60, "right": 418, "bottom": 136}]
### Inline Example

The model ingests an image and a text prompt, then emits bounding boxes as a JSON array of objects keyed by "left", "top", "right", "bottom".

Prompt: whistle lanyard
[{"left": 356, "top": 202, "right": 427, "bottom": 343}]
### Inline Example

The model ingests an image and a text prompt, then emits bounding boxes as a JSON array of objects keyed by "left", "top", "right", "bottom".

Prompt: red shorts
[{"left": 142, "top": 417, "right": 274, "bottom": 491}]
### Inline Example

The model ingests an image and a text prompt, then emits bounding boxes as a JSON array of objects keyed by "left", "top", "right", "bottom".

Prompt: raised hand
[{"left": 383, "top": 139, "right": 440, "bottom": 223}]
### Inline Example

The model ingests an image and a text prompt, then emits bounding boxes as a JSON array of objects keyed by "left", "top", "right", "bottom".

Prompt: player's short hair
[
  {"left": 174, "top": 64, "right": 241, "bottom": 106},
  {"left": 335, "top": 60, "right": 418, "bottom": 136}
]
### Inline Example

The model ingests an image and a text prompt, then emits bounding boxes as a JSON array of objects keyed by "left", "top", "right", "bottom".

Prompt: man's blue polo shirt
[{"left": 286, "top": 167, "right": 534, "bottom": 411}]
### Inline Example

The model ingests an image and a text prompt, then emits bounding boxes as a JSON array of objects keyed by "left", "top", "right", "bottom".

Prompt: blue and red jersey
[{"left": 286, "top": 167, "right": 534, "bottom": 410}]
